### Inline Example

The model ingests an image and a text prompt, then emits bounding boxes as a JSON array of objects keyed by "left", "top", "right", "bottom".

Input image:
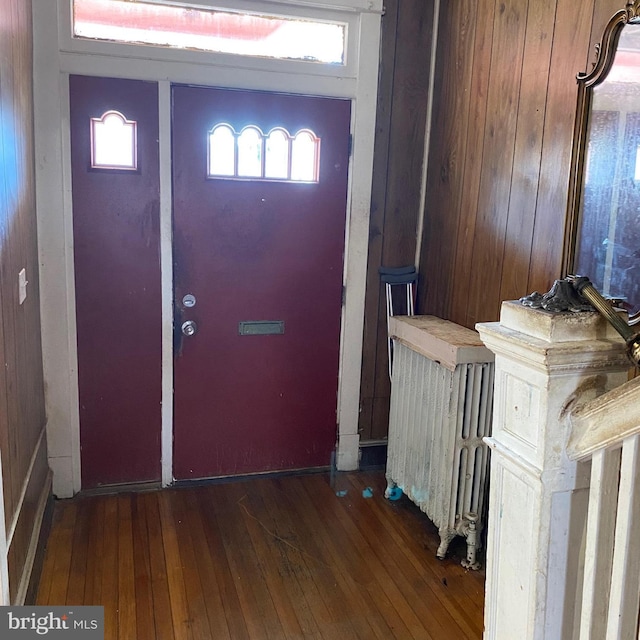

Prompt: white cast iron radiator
[{"left": 385, "top": 316, "right": 494, "bottom": 569}]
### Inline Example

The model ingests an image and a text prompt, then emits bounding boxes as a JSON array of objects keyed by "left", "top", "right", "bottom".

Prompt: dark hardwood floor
[{"left": 35, "top": 470, "right": 485, "bottom": 639}]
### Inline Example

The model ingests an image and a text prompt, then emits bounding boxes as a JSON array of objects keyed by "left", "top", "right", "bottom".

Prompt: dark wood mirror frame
[{"left": 563, "top": 0, "right": 640, "bottom": 323}]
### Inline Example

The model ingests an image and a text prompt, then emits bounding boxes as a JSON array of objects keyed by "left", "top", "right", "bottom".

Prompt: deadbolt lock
[{"left": 182, "top": 294, "right": 196, "bottom": 308}]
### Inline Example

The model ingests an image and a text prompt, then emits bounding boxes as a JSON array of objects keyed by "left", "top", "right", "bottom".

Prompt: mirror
[{"left": 564, "top": 1, "right": 640, "bottom": 321}]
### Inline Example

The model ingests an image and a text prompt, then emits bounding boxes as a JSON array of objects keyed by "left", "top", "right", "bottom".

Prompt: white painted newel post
[{"left": 476, "top": 300, "right": 630, "bottom": 640}]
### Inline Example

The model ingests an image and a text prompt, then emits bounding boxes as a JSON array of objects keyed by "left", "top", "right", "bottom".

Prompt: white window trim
[{"left": 34, "top": 0, "right": 382, "bottom": 496}]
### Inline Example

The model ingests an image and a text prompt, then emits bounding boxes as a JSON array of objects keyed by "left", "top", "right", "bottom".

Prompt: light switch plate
[{"left": 18, "top": 268, "right": 27, "bottom": 305}]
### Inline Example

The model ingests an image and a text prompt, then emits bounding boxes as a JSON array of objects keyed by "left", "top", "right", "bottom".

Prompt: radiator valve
[{"left": 457, "top": 512, "right": 482, "bottom": 570}]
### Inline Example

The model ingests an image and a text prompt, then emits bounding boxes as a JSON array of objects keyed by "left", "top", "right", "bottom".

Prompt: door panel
[
  {"left": 70, "top": 75, "right": 162, "bottom": 488},
  {"left": 172, "top": 86, "right": 351, "bottom": 479}
]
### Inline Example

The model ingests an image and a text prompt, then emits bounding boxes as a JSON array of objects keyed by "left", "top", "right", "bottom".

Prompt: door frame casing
[{"left": 33, "top": 0, "right": 382, "bottom": 496}]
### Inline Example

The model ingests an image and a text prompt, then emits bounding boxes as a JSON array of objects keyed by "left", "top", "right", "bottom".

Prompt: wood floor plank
[
  {"left": 202, "top": 485, "right": 267, "bottom": 638},
  {"left": 35, "top": 502, "right": 74, "bottom": 605},
  {"left": 142, "top": 492, "right": 175, "bottom": 640},
  {"left": 196, "top": 489, "right": 251, "bottom": 640},
  {"left": 45, "top": 501, "right": 77, "bottom": 606},
  {"left": 83, "top": 498, "right": 105, "bottom": 607},
  {"left": 35, "top": 471, "right": 485, "bottom": 639},
  {"left": 130, "top": 494, "right": 156, "bottom": 640},
  {"left": 167, "top": 490, "right": 214, "bottom": 640},
  {"left": 157, "top": 491, "right": 193, "bottom": 640},
  {"left": 117, "top": 495, "right": 137, "bottom": 640},
  {"left": 101, "top": 496, "right": 120, "bottom": 640},
  {"left": 179, "top": 490, "right": 232, "bottom": 640},
  {"left": 65, "top": 498, "right": 89, "bottom": 605}
]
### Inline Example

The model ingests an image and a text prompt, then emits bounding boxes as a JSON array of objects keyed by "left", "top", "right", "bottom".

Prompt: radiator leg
[{"left": 436, "top": 529, "right": 456, "bottom": 559}]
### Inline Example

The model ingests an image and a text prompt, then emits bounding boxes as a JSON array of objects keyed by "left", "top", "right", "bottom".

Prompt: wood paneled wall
[
  {"left": 359, "top": 0, "right": 623, "bottom": 442},
  {"left": 418, "top": 0, "right": 622, "bottom": 326},
  {"left": 0, "top": 0, "right": 50, "bottom": 601},
  {"left": 358, "top": 0, "right": 435, "bottom": 441}
]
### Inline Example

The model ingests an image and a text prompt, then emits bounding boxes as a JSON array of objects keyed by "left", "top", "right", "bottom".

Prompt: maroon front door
[{"left": 172, "top": 86, "right": 351, "bottom": 479}]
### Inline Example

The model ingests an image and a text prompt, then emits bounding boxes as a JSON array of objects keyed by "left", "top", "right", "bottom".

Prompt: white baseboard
[{"left": 11, "top": 426, "right": 53, "bottom": 605}]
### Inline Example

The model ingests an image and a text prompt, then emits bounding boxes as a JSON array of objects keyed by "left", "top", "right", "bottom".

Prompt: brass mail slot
[{"left": 238, "top": 321, "right": 285, "bottom": 336}]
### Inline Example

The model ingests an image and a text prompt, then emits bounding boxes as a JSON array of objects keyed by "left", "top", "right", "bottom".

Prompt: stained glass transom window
[
  {"left": 208, "top": 124, "right": 320, "bottom": 182},
  {"left": 90, "top": 110, "right": 137, "bottom": 170}
]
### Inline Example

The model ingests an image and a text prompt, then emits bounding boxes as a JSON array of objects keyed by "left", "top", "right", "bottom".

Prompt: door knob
[{"left": 181, "top": 320, "right": 197, "bottom": 336}]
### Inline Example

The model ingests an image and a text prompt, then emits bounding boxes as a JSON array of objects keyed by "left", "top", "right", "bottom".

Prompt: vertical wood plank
[
  {"left": 527, "top": 0, "right": 595, "bottom": 293},
  {"left": 448, "top": 0, "right": 495, "bottom": 325},
  {"left": 465, "top": 0, "right": 528, "bottom": 327},
  {"left": 359, "top": 0, "right": 399, "bottom": 441},
  {"left": 360, "top": 0, "right": 435, "bottom": 441},
  {"left": 498, "top": 0, "right": 556, "bottom": 305},
  {"left": 419, "top": 0, "right": 480, "bottom": 320},
  {"left": 380, "top": 0, "right": 433, "bottom": 266}
]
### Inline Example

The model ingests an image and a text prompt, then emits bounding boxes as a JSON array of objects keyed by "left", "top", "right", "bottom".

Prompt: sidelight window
[{"left": 208, "top": 124, "right": 320, "bottom": 182}]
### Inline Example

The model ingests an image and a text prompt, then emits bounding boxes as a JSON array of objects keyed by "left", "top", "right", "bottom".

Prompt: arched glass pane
[
  {"left": 237, "top": 127, "right": 263, "bottom": 177},
  {"left": 208, "top": 125, "right": 235, "bottom": 176},
  {"left": 91, "top": 111, "right": 137, "bottom": 169},
  {"left": 265, "top": 129, "right": 289, "bottom": 179},
  {"left": 291, "top": 131, "right": 318, "bottom": 182}
]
